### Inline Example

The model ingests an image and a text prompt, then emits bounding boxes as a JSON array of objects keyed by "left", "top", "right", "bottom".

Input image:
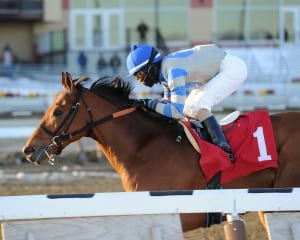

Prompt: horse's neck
[
  {"left": 92, "top": 114, "right": 139, "bottom": 164},
  {"left": 91, "top": 112, "right": 168, "bottom": 190}
]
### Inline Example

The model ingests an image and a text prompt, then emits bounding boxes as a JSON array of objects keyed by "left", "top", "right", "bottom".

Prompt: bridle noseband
[{"left": 39, "top": 85, "right": 136, "bottom": 164}]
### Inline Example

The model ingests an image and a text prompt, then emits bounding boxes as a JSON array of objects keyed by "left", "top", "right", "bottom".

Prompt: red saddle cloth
[{"left": 182, "top": 110, "right": 278, "bottom": 184}]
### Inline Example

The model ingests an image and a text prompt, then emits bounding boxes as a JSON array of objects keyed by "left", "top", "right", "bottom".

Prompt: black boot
[{"left": 201, "top": 115, "right": 235, "bottom": 163}]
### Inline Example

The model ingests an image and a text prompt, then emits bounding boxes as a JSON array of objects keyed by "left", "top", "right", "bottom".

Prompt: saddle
[
  {"left": 140, "top": 106, "right": 278, "bottom": 184},
  {"left": 180, "top": 111, "right": 241, "bottom": 154},
  {"left": 180, "top": 110, "right": 278, "bottom": 185}
]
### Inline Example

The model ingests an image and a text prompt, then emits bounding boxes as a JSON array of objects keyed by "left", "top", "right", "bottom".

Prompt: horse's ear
[
  {"left": 62, "top": 72, "right": 74, "bottom": 92},
  {"left": 61, "top": 72, "right": 66, "bottom": 87}
]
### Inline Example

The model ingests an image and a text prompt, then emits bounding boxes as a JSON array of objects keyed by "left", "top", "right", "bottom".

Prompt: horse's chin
[
  {"left": 26, "top": 147, "right": 57, "bottom": 165},
  {"left": 25, "top": 155, "right": 43, "bottom": 165}
]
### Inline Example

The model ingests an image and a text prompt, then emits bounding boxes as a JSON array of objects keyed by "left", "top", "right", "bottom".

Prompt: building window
[
  {"left": 75, "top": 15, "right": 87, "bottom": 47},
  {"left": 71, "top": 0, "right": 121, "bottom": 9},
  {"left": 125, "top": 1, "right": 189, "bottom": 46},
  {"left": 70, "top": 0, "right": 188, "bottom": 50},
  {"left": 215, "top": 0, "right": 280, "bottom": 42}
]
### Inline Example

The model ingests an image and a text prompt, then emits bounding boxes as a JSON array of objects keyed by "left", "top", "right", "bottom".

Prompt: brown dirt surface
[{"left": 0, "top": 151, "right": 268, "bottom": 240}]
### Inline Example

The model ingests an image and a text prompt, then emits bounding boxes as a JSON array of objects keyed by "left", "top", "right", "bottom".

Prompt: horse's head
[
  {"left": 23, "top": 72, "right": 139, "bottom": 165},
  {"left": 22, "top": 72, "right": 92, "bottom": 165}
]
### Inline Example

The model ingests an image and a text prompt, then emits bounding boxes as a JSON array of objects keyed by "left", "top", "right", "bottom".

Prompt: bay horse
[{"left": 22, "top": 72, "right": 300, "bottom": 232}]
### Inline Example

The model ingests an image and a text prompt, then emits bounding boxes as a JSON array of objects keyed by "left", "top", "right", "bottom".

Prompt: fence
[{"left": 0, "top": 188, "right": 299, "bottom": 240}]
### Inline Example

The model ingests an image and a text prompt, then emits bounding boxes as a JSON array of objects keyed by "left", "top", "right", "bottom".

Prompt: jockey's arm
[{"left": 147, "top": 68, "right": 187, "bottom": 119}]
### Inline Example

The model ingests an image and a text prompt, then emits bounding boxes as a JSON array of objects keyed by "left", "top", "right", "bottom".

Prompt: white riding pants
[{"left": 183, "top": 53, "right": 247, "bottom": 119}]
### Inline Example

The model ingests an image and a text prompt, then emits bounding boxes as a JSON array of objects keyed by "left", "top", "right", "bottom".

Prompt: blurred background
[
  {"left": 1, "top": 0, "right": 300, "bottom": 115},
  {"left": 1, "top": 0, "right": 300, "bottom": 159}
]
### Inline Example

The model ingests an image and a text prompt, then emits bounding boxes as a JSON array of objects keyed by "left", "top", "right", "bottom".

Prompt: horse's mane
[
  {"left": 88, "top": 76, "right": 133, "bottom": 107},
  {"left": 79, "top": 75, "right": 179, "bottom": 126}
]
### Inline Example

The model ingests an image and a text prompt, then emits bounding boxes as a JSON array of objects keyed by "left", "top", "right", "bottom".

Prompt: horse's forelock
[{"left": 74, "top": 76, "right": 90, "bottom": 87}]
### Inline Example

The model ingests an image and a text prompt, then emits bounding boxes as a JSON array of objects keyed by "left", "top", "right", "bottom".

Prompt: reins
[
  {"left": 54, "top": 107, "right": 136, "bottom": 143},
  {"left": 40, "top": 85, "right": 136, "bottom": 158}
]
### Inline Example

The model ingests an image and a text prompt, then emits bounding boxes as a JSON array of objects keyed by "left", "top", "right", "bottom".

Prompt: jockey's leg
[
  {"left": 184, "top": 54, "right": 247, "bottom": 163},
  {"left": 184, "top": 97, "right": 235, "bottom": 162},
  {"left": 197, "top": 109, "right": 234, "bottom": 162}
]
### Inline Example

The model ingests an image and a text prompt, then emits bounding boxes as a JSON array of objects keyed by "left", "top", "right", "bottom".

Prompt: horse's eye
[{"left": 54, "top": 109, "right": 63, "bottom": 116}]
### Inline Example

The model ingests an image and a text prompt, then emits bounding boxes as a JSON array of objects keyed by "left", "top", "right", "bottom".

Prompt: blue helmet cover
[{"left": 126, "top": 44, "right": 162, "bottom": 76}]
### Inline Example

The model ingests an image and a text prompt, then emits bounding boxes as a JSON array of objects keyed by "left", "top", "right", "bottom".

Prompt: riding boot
[{"left": 201, "top": 115, "right": 235, "bottom": 163}]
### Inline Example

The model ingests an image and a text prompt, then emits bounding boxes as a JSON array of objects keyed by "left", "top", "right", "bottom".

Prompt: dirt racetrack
[{"left": 0, "top": 145, "right": 269, "bottom": 240}]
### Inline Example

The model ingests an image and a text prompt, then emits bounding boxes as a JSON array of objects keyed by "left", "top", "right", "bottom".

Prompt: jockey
[{"left": 126, "top": 44, "right": 247, "bottom": 162}]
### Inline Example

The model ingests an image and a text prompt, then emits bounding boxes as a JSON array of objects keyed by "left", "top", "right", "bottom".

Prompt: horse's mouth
[{"left": 24, "top": 145, "right": 57, "bottom": 165}]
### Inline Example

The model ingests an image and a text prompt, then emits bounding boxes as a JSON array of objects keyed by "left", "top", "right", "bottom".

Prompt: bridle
[{"left": 39, "top": 85, "right": 136, "bottom": 164}]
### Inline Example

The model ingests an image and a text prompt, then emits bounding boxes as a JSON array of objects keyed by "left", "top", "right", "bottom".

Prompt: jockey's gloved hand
[
  {"left": 130, "top": 99, "right": 151, "bottom": 108},
  {"left": 137, "top": 99, "right": 158, "bottom": 110},
  {"left": 139, "top": 99, "right": 151, "bottom": 107}
]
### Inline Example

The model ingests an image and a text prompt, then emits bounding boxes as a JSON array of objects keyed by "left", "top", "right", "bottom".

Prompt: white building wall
[{"left": 43, "top": 0, "right": 62, "bottom": 22}]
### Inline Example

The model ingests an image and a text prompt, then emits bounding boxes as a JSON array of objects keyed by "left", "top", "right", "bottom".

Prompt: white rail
[{"left": 0, "top": 188, "right": 299, "bottom": 221}]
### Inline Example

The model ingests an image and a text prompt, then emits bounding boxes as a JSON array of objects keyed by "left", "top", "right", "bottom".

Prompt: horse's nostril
[{"left": 23, "top": 146, "right": 35, "bottom": 155}]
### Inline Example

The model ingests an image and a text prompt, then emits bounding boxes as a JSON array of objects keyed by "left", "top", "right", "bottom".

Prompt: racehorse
[{"left": 22, "top": 72, "right": 300, "bottom": 232}]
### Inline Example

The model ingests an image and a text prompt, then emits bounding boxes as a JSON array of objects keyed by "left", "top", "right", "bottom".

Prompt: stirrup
[
  {"left": 219, "top": 143, "right": 235, "bottom": 163},
  {"left": 226, "top": 149, "right": 235, "bottom": 163}
]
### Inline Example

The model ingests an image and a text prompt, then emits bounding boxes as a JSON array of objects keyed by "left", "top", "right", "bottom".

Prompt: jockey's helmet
[{"left": 126, "top": 44, "right": 162, "bottom": 76}]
